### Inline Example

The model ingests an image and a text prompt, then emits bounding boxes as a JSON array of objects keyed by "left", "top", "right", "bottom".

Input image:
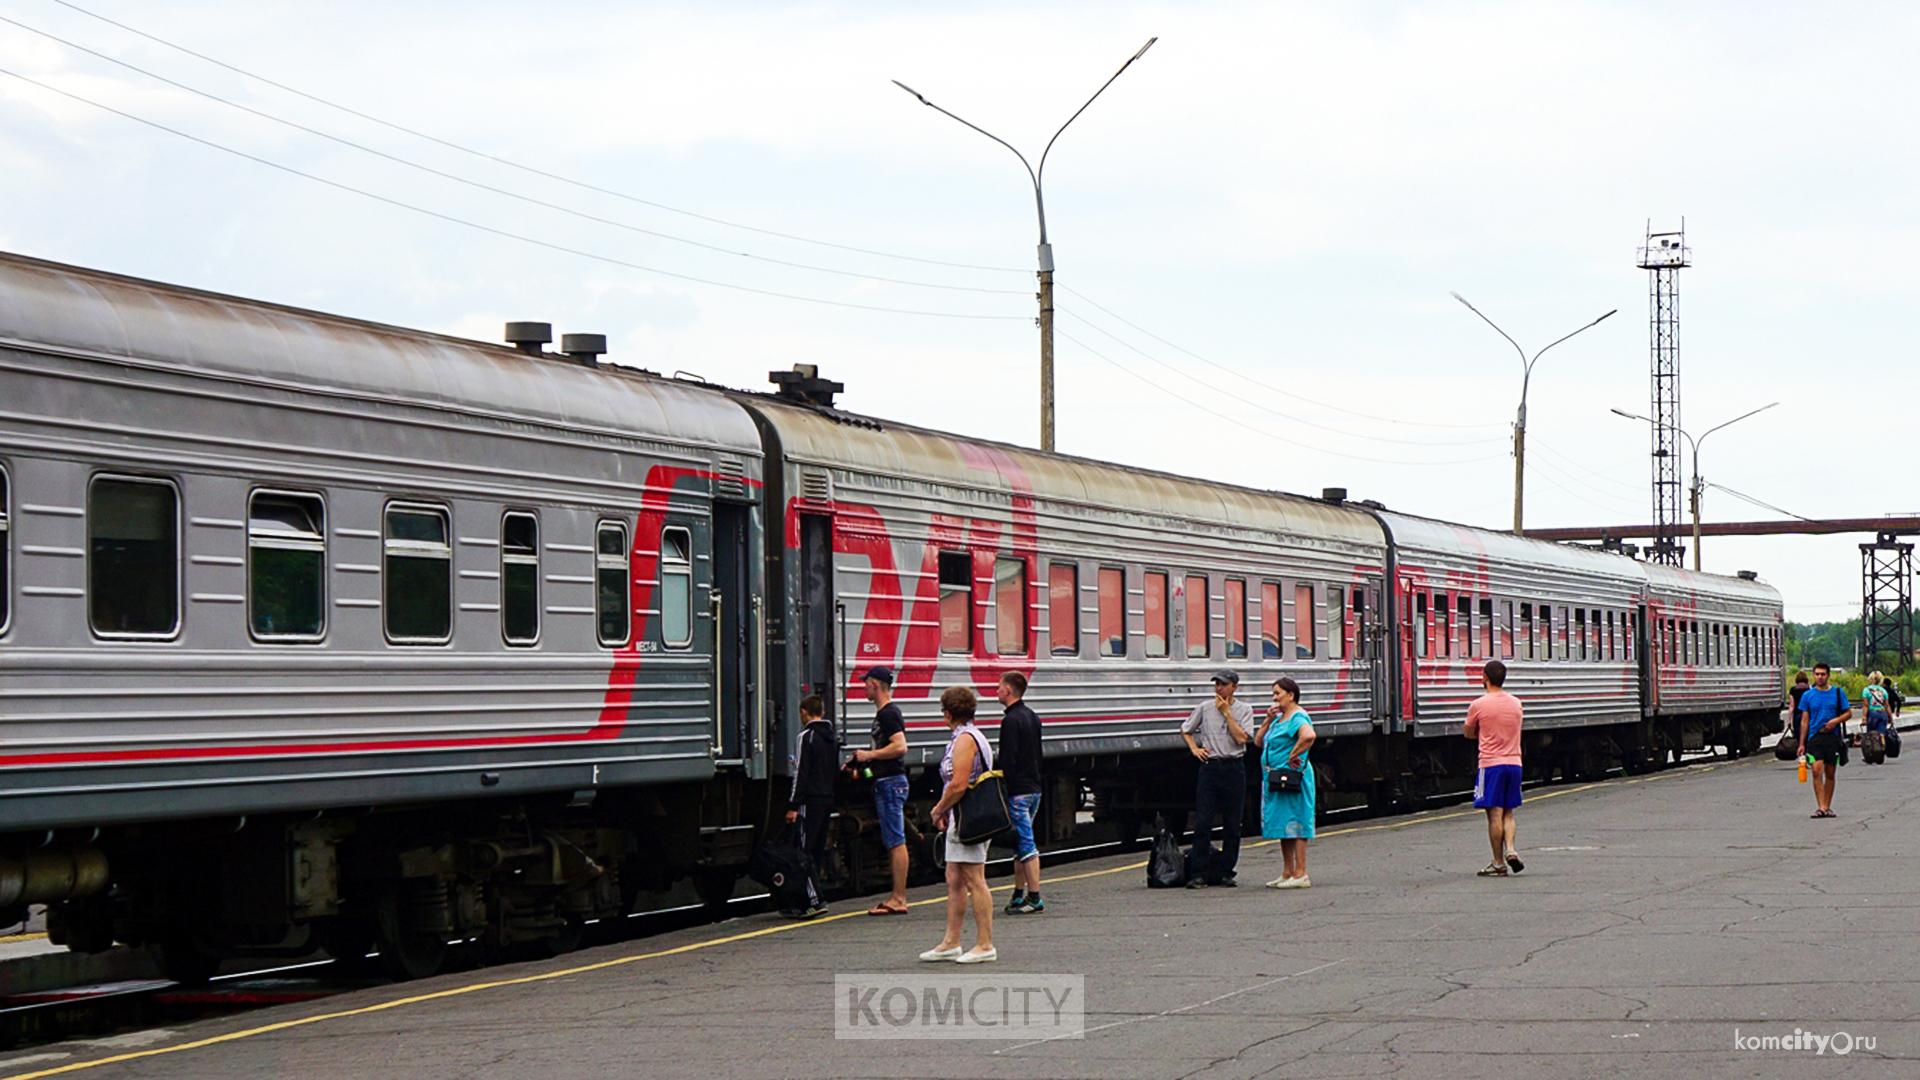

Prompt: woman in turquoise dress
[{"left": 1257, "top": 676, "right": 1317, "bottom": 889}]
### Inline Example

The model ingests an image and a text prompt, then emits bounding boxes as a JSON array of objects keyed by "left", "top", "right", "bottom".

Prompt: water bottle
[{"left": 1797, "top": 755, "right": 1809, "bottom": 784}]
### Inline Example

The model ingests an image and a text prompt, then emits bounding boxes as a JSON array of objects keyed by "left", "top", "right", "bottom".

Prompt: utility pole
[
  {"left": 1451, "top": 293, "right": 1617, "bottom": 534},
  {"left": 894, "top": 37, "right": 1156, "bottom": 453}
]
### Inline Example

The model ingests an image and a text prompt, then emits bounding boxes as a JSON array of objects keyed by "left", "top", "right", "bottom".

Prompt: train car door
[
  {"left": 796, "top": 514, "right": 839, "bottom": 734},
  {"left": 1360, "top": 577, "right": 1390, "bottom": 728},
  {"left": 711, "top": 501, "right": 756, "bottom": 763}
]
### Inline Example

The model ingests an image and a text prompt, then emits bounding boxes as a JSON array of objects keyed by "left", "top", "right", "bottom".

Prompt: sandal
[
  {"left": 867, "top": 903, "right": 909, "bottom": 916},
  {"left": 1505, "top": 852, "right": 1525, "bottom": 874},
  {"left": 1476, "top": 862, "right": 1509, "bottom": 877}
]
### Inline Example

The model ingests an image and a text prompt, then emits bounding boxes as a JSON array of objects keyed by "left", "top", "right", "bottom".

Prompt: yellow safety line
[
  {"left": 0, "top": 755, "right": 1747, "bottom": 1080},
  {"left": 0, "top": 933, "right": 48, "bottom": 945}
]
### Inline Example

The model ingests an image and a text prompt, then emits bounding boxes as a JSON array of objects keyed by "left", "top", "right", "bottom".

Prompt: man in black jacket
[
  {"left": 783, "top": 694, "right": 835, "bottom": 918},
  {"left": 996, "top": 672, "right": 1046, "bottom": 914}
]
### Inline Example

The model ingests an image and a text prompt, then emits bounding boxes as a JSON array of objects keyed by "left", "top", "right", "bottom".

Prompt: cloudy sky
[{"left": 3, "top": 0, "right": 1913, "bottom": 624}]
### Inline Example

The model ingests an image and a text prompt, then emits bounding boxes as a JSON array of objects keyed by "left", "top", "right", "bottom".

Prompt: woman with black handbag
[
  {"left": 1256, "top": 677, "right": 1317, "bottom": 890},
  {"left": 921, "top": 686, "right": 1002, "bottom": 964}
]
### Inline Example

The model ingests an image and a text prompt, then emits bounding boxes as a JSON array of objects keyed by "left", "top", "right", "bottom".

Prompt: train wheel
[
  {"left": 693, "top": 868, "right": 738, "bottom": 915},
  {"left": 153, "top": 934, "right": 223, "bottom": 986},
  {"left": 374, "top": 895, "right": 448, "bottom": 981}
]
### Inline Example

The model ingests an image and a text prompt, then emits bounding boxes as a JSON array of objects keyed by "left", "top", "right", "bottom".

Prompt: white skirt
[{"left": 945, "top": 830, "right": 991, "bottom": 865}]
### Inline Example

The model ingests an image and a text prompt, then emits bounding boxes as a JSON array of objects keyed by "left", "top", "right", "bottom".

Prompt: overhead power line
[
  {"left": 1058, "top": 307, "right": 1506, "bottom": 449},
  {"left": 0, "top": 65, "right": 1027, "bottom": 322},
  {"left": 1059, "top": 283, "right": 1509, "bottom": 431},
  {"left": 0, "top": 14, "right": 1024, "bottom": 298},
  {"left": 47, "top": 0, "right": 1029, "bottom": 275},
  {"left": 1705, "top": 481, "right": 1815, "bottom": 523},
  {"left": 1057, "top": 328, "right": 1506, "bottom": 468}
]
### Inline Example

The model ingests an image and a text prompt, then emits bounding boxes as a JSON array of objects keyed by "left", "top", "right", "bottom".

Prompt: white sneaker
[
  {"left": 1292, "top": 875, "right": 1311, "bottom": 889},
  {"left": 918, "top": 946, "right": 962, "bottom": 962},
  {"left": 956, "top": 947, "right": 998, "bottom": 964},
  {"left": 1264, "top": 876, "right": 1290, "bottom": 889}
]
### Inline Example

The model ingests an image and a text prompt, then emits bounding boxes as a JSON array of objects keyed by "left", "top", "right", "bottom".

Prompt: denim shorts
[
  {"left": 1008, "top": 793, "right": 1042, "bottom": 862},
  {"left": 871, "top": 774, "right": 910, "bottom": 849}
]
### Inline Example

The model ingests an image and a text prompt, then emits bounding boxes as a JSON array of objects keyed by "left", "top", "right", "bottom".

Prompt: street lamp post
[
  {"left": 1610, "top": 402, "right": 1780, "bottom": 570},
  {"left": 1451, "top": 294, "right": 1618, "bottom": 535},
  {"left": 894, "top": 37, "right": 1157, "bottom": 453}
]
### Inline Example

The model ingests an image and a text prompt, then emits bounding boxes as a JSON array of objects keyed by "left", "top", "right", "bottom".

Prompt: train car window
[
  {"left": 1098, "top": 567, "right": 1126, "bottom": 657},
  {"left": 1143, "top": 571, "right": 1169, "bottom": 658},
  {"left": 995, "top": 557, "right": 1027, "bottom": 656},
  {"left": 1185, "top": 575, "right": 1210, "bottom": 659},
  {"left": 1518, "top": 603, "right": 1533, "bottom": 660},
  {"left": 1328, "top": 585, "right": 1346, "bottom": 661},
  {"left": 1414, "top": 591, "right": 1428, "bottom": 658},
  {"left": 1541, "top": 605, "right": 1554, "bottom": 661},
  {"left": 1262, "top": 582, "right": 1282, "bottom": 659},
  {"left": 1479, "top": 598, "right": 1495, "bottom": 659},
  {"left": 938, "top": 551, "right": 972, "bottom": 655},
  {"left": 1295, "top": 582, "right": 1316, "bottom": 660},
  {"left": 1048, "top": 562, "right": 1079, "bottom": 657},
  {"left": 1456, "top": 595, "right": 1474, "bottom": 659},
  {"left": 0, "top": 464, "right": 11, "bottom": 636},
  {"left": 1574, "top": 608, "right": 1587, "bottom": 661},
  {"left": 1606, "top": 611, "right": 1618, "bottom": 661},
  {"left": 87, "top": 476, "right": 181, "bottom": 639},
  {"left": 1591, "top": 609, "right": 1602, "bottom": 661},
  {"left": 1500, "top": 601, "right": 1515, "bottom": 660},
  {"left": 1435, "top": 593, "right": 1449, "bottom": 659},
  {"left": 1352, "top": 590, "right": 1368, "bottom": 659},
  {"left": 1224, "top": 578, "right": 1247, "bottom": 659},
  {"left": 248, "top": 491, "right": 326, "bottom": 641},
  {"left": 384, "top": 503, "right": 452, "bottom": 644},
  {"left": 602, "top": 522, "right": 640, "bottom": 647},
  {"left": 501, "top": 512, "right": 539, "bottom": 646}
]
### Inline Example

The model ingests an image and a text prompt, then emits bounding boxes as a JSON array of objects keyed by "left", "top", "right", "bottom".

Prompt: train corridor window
[
  {"left": 1435, "top": 593, "right": 1450, "bottom": 659},
  {"left": 89, "top": 476, "right": 181, "bottom": 639},
  {"left": 601, "top": 522, "right": 638, "bottom": 647},
  {"left": 1574, "top": 609, "right": 1587, "bottom": 661},
  {"left": 384, "top": 503, "right": 451, "bottom": 644},
  {"left": 1048, "top": 562, "right": 1079, "bottom": 657},
  {"left": 1295, "top": 582, "right": 1316, "bottom": 660},
  {"left": 248, "top": 491, "right": 326, "bottom": 641},
  {"left": 1352, "top": 590, "right": 1368, "bottom": 659},
  {"left": 501, "top": 512, "right": 539, "bottom": 646},
  {"left": 1328, "top": 585, "right": 1347, "bottom": 661},
  {"left": 1500, "top": 600, "right": 1515, "bottom": 660},
  {"left": 1456, "top": 595, "right": 1474, "bottom": 658},
  {"left": 1519, "top": 603, "right": 1534, "bottom": 660},
  {"left": 1541, "top": 605, "right": 1554, "bottom": 661},
  {"left": 1606, "top": 611, "right": 1618, "bottom": 661},
  {"left": 1098, "top": 567, "right": 1126, "bottom": 657},
  {"left": 1144, "top": 571, "right": 1169, "bottom": 658},
  {"left": 1225, "top": 578, "right": 1247, "bottom": 660},
  {"left": 1591, "top": 609, "right": 1603, "bottom": 661},
  {"left": 1185, "top": 575, "right": 1210, "bottom": 659},
  {"left": 1414, "top": 591, "right": 1428, "bottom": 658},
  {"left": 0, "top": 465, "right": 10, "bottom": 635},
  {"left": 995, "top": 557, "right": 1027, "bottom": 656},
  {"left": 1262, "top": 581, "right": 1282, "bottom": 659},
  {"left": 937, "top": 551, "right": 972, "bottom": 655},
  {"left": 1479, "top": 598, "right": 1495, "bottom": 659}
]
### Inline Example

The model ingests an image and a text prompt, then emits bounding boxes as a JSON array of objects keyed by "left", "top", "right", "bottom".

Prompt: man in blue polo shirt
[{"left": 1796, "top": 662, "right": 1852, "bottom": 819}]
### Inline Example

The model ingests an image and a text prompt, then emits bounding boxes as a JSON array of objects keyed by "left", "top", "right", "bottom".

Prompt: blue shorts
[
  {"left": 872, "top": 774, "right": 910, "bottom": 849},
  {"left": 1008, "top": 793, "right": 1042, "bottom": 862},
  {"left": 1473, "top": 765, "right": 1523, "bottom": 810}
]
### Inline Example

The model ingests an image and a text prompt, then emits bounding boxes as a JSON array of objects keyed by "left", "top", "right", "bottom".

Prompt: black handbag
[
  {"left": 955, "top": 769, "right": 1012, "bottom": 844},
  {"left": 1265, "top": 764, "right": 1305, "bottom": 795}
]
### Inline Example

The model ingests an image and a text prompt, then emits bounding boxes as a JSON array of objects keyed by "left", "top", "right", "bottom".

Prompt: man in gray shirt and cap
[{"left": 1181, "top": 671, "right": 1254, "bottom": 888}]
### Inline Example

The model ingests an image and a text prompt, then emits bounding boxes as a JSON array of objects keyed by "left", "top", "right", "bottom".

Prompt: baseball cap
[
  {"left": 1211, "top": 671, "right": 1239, "bottom": 686},
  {"left": 862, "top": 666, "right": 896, "bottom": 686}
]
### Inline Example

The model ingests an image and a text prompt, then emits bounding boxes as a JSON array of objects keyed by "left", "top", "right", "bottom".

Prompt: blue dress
[{"left": 1261, "top": 711, "right": 1316, "bottom": 840}]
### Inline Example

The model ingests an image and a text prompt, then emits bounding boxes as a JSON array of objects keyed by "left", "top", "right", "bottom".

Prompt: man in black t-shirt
[
  {"left": 996, "top": 672, "right": 1046, "bottom": 913},
  {"left": 849, "top": 666, "right": 910, "bottom": 916}
]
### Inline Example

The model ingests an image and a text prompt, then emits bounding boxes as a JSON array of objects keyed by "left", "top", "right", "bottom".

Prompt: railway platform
[{"left": 3, "top": 750, "right": 1916, "bottom": 1080}]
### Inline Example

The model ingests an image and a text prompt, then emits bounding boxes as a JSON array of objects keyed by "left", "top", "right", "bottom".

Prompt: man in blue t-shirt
[{"left": 1796, "top": 663, "right": 1852, "bottom": 818}]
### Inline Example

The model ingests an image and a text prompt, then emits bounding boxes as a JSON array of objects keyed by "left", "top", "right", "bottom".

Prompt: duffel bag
[
  {"left": 1887, "top": 728, "right": 1902, "bottom": 759},
  {"left": 1773, "top": 736, "right": 1799, "bottom": 762}
]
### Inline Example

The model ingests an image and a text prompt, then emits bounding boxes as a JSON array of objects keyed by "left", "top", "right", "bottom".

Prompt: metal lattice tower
[
  {"left": 1637, "top": 222, "right": 1689, "bottom": 567},
  {"left": 1861, "top": 533, "right": 1913, "bottom": 672}
]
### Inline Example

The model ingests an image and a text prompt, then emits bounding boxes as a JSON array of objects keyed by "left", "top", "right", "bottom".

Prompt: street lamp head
[
  {"left": 1132, "top": 36, "right": 1159, "bottom": 62},
  {"left": 890, "top": 79, "right": 927, "bottom": 104},
  {"left": 1595, "top": 308, "right": 1619, "bottom": 324},
  {"left": 1609, "top": 408, "right": 1635, "bottom": 419}
]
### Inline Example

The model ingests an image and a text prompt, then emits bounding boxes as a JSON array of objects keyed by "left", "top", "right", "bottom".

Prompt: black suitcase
[
  {"left": 747, "top": 826, "right": 815, "bottom": 909},
  {"left": 1862, "top": 730, "right": 1887, "bottom": 765}
]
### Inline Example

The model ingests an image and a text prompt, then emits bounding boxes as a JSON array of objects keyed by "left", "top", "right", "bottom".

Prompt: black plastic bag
[{"left": 1147, "top": 818, "right": 1186, "bottom": 889}]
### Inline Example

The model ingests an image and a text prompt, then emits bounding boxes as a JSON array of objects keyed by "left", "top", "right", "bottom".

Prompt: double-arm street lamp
[
  {"left": 1450, "top": 293, "right": 1618, "bottom": 535},
  {"left": 894, "top": 37, "right": 1157, "bottom": 453},
  {"left": 1609, "top": 402, "right": 1780, "bottom": 570}
]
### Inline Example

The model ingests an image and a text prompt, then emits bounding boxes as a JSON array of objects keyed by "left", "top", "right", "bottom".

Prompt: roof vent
[
  {"left": 1321, "top": 487, "right": 1348, "bottom": 505},
  {"left": 1358, "top": 499, "right": 1386, "bottom": 511},
  {"left": 560, "top": 333, "right": 606, "bottom": 364},
  {"left": 1737, "top": 570, "right": 1759, "bottom": 581},
  {"left": 504, "top": 321, "right": 552, "bottom": 355},
  {"left": 769, "top": 363, "right": 844, "bottom": 408}
]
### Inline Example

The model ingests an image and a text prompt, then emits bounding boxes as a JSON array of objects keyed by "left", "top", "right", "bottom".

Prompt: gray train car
[
  {"left": 739, "top": 392, "right": 1392, "bottom": 832},
  {"left": 1642, "top": 562, "right": 1785, "bottom": 753},
  {"left": 0, "top": 253, "right": 766, "bottom": 977}
]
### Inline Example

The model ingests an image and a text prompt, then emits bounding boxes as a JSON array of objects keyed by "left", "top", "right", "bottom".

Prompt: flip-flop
[
  {"left": 1505, "top": 852, "right": 1525, "bottom": 874},
  {"left": 866, "top": 903, "right": 909, "bottom": 916}
]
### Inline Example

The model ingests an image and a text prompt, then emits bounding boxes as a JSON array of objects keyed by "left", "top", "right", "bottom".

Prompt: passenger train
[{"left": 0, "top": 253, "right": 1784, "bottom": 980}]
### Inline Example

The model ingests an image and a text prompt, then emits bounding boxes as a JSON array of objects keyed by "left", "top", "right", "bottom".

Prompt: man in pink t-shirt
[{"left": 1462, "top": 659, "right": 1524, "bottom": 878}]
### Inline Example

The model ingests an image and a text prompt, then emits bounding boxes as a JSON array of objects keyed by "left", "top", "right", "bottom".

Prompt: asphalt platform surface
[{"left": 3, "top": 750, "right": 1915, "bottom": 1080}]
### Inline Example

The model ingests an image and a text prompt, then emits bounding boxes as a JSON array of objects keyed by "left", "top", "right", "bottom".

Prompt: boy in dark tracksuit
[{"left": 783, "top": 695, "right": 836, "bottom": 918}]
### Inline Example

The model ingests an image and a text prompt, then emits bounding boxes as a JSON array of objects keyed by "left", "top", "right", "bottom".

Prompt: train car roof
[
  {"left": 1640, "top": 560, "right": 1783, "bottom": 608},
  {"left": 1374, "top": 509, "right": 1648, "bottom": 582},
  {"left": 0, "top": 251, "right": 761, "bottom": 456},
  {"left": 741, "top": 394, "right": 1386, "bottom": 549}
]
